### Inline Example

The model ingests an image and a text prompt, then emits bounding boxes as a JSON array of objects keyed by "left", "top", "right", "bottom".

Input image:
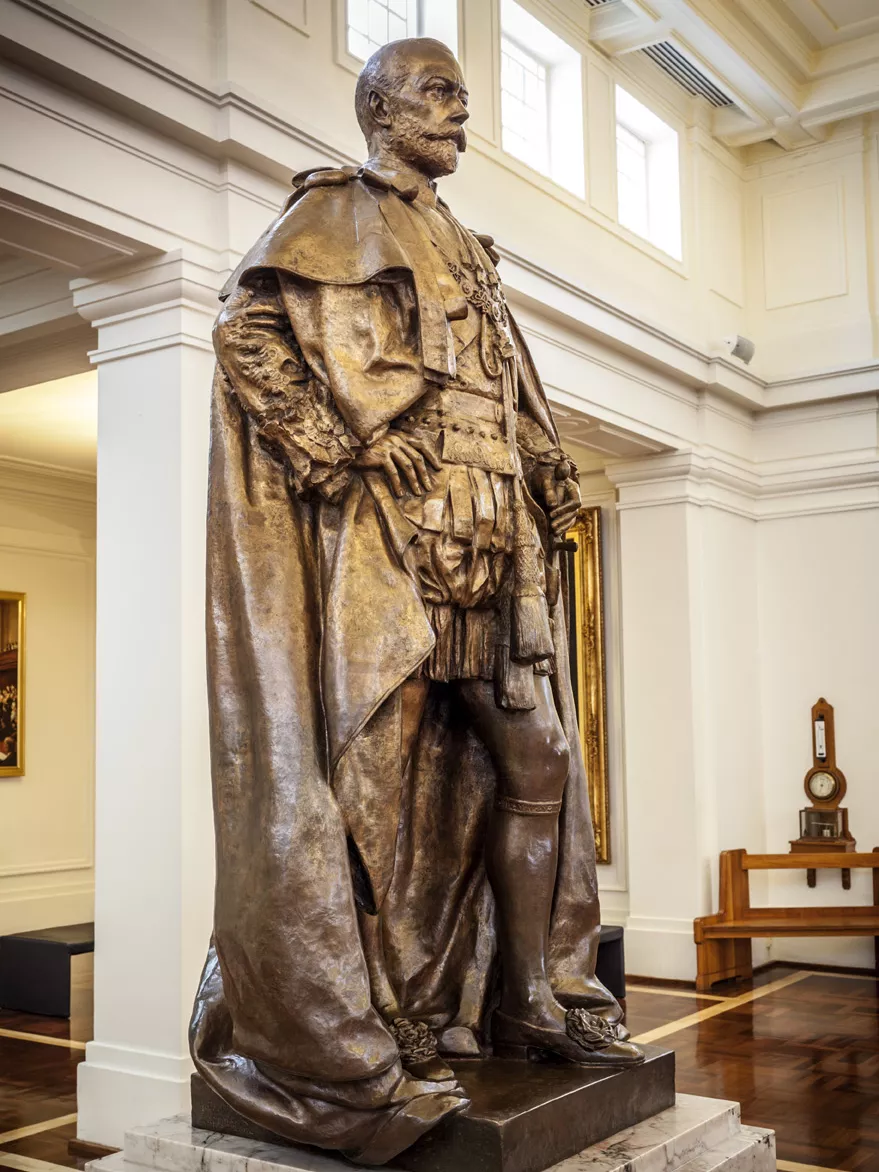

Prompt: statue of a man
[{"left": 191, "top": 37, "right": 642, "bottom": 1167}]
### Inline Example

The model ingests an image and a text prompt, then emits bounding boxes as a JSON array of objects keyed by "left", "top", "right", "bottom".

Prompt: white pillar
[
  {"left": 71, "top": 253, "right": 220, "bottom": 1146},
  {"left": 606, "top": 453, "right": 763, "bottom": 981}
]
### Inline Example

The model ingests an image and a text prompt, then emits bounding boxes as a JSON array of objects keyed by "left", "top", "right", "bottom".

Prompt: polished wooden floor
[
  {"left": 0, "top": 953, "right": 91, "bottom": 1170},
  {"left": 1, "top": 957, "right": 877, "bottom": 1171}
]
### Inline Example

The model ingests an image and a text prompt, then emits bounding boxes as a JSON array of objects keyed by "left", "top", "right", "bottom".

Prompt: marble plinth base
[
  {"left": 191, "top": 1047, "right": 675, "bottom": 1172},
  {"left": 87, "top": 1095, "right": 775, "bottom": 1172}
]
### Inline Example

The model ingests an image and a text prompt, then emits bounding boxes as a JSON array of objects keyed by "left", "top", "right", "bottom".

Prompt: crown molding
[
  {"left": 504, "top": 248, "right": 879, "bottom": 416},
  {"left": 0, "top": 0, "right": 358, "bottom": 181},
  {"left": 70, "top": 253, "right": 224, "bottom": 323},
  {"left": 0, "top": 453, "right": 96, "bottom": 510},
  {"left": 605, "top": 449, "right": 879, "bottom": 520}
]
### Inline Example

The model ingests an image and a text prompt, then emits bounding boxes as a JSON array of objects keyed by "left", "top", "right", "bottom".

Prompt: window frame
[
  {"left": 338, "top": 0, "right": 461, "bottom": 73},
  {"left": 346, "top": 0, "right": 417, "bottom": 64},
  {"left": 498, "top": 0, "right": 585, "bottom": 199},
  {"left": 332, "top": 0, "right": 688, "bottom": 276},
  {"left": 614, "top": 82, "right": 683, "bottom": 261},
  {"left": 500, "top": 32, "right": 551, "bottom": 177}
]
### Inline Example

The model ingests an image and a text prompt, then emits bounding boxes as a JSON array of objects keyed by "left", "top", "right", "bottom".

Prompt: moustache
[{"left": 425, "top": 128, "right": 467, "bottom": 151}]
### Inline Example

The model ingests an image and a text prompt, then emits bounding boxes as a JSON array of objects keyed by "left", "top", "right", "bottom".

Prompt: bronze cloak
[{"left": 190, "top": 176, "right": 604, "bottom": 1163}]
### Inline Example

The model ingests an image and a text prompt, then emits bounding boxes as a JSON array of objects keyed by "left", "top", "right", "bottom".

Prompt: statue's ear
[{"left": 367, "top": 87, "right": 392, "bottom": 129}]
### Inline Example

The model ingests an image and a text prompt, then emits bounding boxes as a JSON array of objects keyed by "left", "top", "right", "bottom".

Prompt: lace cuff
[{"left": 215, "top": 275, "right": 360, "bottom": 503}]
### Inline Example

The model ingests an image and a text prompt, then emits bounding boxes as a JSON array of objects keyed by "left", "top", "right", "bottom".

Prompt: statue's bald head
[{"left": 354, "top": 38, "right": 469, "bottom": 179}]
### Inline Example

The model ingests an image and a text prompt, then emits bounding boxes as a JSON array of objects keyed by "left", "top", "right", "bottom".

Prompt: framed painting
[
  {"left": 563, "top": 509, "right": 610, "bottom": 863},
  {"left": 0, "top": 592, "right": 25, "bottom": 777}
]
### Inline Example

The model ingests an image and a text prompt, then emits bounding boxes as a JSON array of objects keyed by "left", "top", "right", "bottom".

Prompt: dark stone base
[{"left": 191, "top": 1045, "right": 675, "bottom": 1172}]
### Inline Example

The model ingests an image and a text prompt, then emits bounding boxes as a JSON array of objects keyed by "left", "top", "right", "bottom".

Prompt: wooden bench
[
  {"left": 694, "top": 849, "right": 879, "bottom": 993},
  {"left": 0, "top": 922, "right": 94, "bottom": 1017}
]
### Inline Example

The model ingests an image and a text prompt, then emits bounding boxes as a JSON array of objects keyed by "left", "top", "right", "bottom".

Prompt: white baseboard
[
  {"left": 77, "top": 1043, "right": 193, "bottom": 1148},
  {"left": 623, "top": 917, "right": 697, "bottom": 981}
]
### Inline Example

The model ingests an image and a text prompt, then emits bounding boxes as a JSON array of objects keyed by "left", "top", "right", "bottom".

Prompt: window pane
[
  {"left": 388, "top": 12, "right": 407, "bottom": 40},
  {"left": 368, "top": 2, "right": 388, "bottom": 44},
  {"left": 348, "top": 0, "right": 368, "bottom": 34},
  {"left": 348, "top": 0, "right": 458, "bottom": 60},
  {"left": 501, "top": 35, "right": 549, "bottom": 175},
  {"left": 348, "top": 28, "right": 372, "bottom": 60},
  {"left": 615, "top": 86, "right": 681, "bottom": 258},
  {"left": 347, "top": 0, "right": 413, "bottom": 60},
  {"left": 616, "top": 124, "right": 648, "bottom": 238},
  {"left": 418, "top": 0, "right": 458, "bottom": 52}
]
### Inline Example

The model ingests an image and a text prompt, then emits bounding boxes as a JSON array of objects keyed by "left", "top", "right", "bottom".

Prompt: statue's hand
[
  {"left": 533, "top": 464, "right": 581, "bottom": 539},
  {"left": 354, "top": 432, "right": 442, "bottom": 497}
]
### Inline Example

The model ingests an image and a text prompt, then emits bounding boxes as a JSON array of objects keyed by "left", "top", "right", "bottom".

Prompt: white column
[
  {"left": 606, "top": 453, "right": 763, "bottom": 980},
  {"left": 71, "top": 253, "right": 221, "bottom": 1145}
]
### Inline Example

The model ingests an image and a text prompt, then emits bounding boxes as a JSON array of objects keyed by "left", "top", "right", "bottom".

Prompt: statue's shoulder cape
[
  {"left": 219, "top": 164, "right": 558, "bottom": 436},
  {"left": 219, "top": 167, "right": 416, "bottom": 301},
  {"left": 221, "top": 165, "right": 469, "bottom": 381}
]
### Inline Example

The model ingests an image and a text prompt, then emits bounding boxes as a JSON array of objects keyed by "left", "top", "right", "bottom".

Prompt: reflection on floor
[
  {"left": 626, "top": 969, "right": 879, "bottom": 1172},
  {"left": 0, "top": 953, "right": 92, "bottom": 1171},
  {"left": 1, "top": 956, "right": 877, "bottom": 1172}
]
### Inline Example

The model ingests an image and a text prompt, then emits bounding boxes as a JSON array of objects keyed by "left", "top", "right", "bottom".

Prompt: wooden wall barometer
[{"left": 789, "top": 698, "right": 856, "bottom": 887}]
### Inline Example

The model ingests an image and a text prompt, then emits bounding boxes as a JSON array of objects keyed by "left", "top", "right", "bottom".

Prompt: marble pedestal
[
  {"left": 87, "top": 1096, "right": 774, "bottom": 1172},
  {"left": 192, "top": 1047, "right": 675, "bottom": 1172}
]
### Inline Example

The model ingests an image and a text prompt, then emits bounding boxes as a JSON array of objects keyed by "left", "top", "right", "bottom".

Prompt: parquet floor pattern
[{"left": 0, "top": 963, "right": 877, "bottom": 1171}]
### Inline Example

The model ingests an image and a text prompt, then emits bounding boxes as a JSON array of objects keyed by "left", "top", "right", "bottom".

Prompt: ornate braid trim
[
  {"left": 494, "top": 796, "right": 562, "bottom": 816},
  {"left": 565, "top": 1008, "right": 618, "bottom": 1052},
  {"left": 389, "top": 1018, "right": 438, "bottom": 1062}
]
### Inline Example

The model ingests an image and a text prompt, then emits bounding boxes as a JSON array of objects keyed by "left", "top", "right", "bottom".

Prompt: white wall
[
  {"left": 0, "top": 458, "right": 96, "bottom": 933},
  {"left": 758, "top": 508, "right": 879, "bottom": 968},
  {"left": 743, "top": 126, "right": 879, "bottom": 381}
]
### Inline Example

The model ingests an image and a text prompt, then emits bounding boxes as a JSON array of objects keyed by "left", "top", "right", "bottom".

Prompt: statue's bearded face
[{"left": 382, "top": 51, "right": 469, "bottom": 179}]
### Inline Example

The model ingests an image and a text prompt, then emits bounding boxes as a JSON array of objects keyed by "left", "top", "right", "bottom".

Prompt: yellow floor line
[
  {"left": 0, "top": 1155, "right": 74, "bottom": 1172},
  {"left": 0, "top": 1029, "right": 86, "bottom": 1052},
  {"left": 631, "top": 970, "right": 811, "bottom": 1044},
  {"left": 627, "top": 984, "right": 727, "bottom": 1002},
  {"left": 777, "top": 1161, "right": 847, "bottom": 1172},
  {"left": 792, "top": 970, "right": 878, "bottom": 982},
  {"left": 0, "top": 1118, "right": 77, "bottom": 1146}
]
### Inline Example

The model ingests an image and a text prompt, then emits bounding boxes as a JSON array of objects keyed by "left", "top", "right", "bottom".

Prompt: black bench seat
[
  {"left": 595, "top": 923, "right": 626, "bottom": 1002},
  {"left": 0, "top": 922, "right": 95, "bottom": 1017}
]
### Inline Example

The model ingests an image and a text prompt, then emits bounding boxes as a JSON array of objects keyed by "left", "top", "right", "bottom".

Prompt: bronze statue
[{"left": 190, "top": 37, "right": 643, "bottom": 1167}]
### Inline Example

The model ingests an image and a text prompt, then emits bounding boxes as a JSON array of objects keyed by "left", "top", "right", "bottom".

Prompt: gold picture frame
[
  {"left": 0, "top": 592, "right": 25, "bottom": 777},
  {"left": 565, "top": 509, "right": 610, "bottom": 863}
]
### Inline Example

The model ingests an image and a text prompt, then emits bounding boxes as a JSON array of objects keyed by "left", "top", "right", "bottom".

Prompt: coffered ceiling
[{"left": 775, "top": 0, "right": 879, "bottom": 47}]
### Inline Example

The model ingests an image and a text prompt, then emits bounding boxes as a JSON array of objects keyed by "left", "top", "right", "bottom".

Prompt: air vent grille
[
  {"left": 641, "top": 42, "right": 733, "bottom": 107},
  {"left": 583, "top": 0, "right": 612, "bottom": 7}
]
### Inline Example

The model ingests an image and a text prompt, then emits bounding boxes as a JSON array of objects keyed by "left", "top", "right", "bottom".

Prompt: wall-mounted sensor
[{"left": 722, "top": 335, "right": 756, "bottom": 365}]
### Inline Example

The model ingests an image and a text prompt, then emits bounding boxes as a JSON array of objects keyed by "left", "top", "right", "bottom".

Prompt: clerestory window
[
  {"left": 501, "top": 36, "right": 549, "bottom": 176},
  {"left": 499, "top": 0, "right": 584, "bottom": 198},
  {"left": 615, "top": 85, "right": 682, "bottom": 260},
  {"left": 346, "top": 0, "right": 458, "bottom": 61}
]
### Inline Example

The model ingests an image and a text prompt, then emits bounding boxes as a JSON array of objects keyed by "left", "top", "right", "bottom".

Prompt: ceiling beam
[
  {"left": 587, "top": 0, "right": 668, "bottom": 55},
  {"left": 588, "top": 0, "right": 879, "bottom": 150}
]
